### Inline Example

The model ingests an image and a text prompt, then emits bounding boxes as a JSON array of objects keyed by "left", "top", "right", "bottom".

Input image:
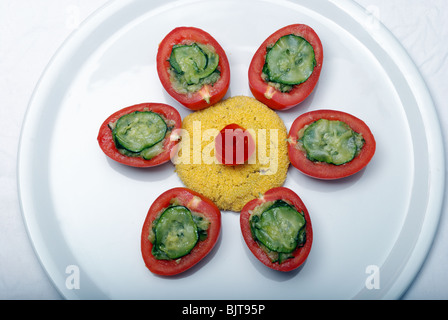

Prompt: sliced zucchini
[
  {"left": 251, "top": 200, "right": 306, "bottom": 254},
  {"left": 169, "top": 43, "right": 219, "bottom": 85},
  {"left": 140, "top": 140, "right": 165, "bottom": 160},
  {"left": 152, "top": 206, "right": 199, "bottom": 260},
  {"left": 301, "top": 119, "right": 365, "bottom": 165},
  {"left": 264, "top": 34, "right": 316, "bottom": 85},
  {"left": 113, "top": 111, "right": 167, "bottom": 153}
]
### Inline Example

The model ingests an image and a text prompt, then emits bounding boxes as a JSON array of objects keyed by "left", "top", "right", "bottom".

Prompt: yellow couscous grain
[{"left": 174, "top": 96, "right": 289, "bottom": 212}]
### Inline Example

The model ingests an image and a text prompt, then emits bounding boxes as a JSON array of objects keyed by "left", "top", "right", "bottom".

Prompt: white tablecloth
[{"left": 1, "top": 0, "right": 447, "bottom": 299}]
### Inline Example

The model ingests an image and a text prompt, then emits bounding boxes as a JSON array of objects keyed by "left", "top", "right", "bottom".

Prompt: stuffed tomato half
[
  {"left": 157, "top": 27, "right": 230, "bottom": 110},
  {"left": 97, "top": 103, "right": 181, "bottom": 167},
  {"left": 240, "top": 187, "right": 312, "bottom": 272},
  {"left": 141, "top": 188, "right": 221, "bottom": 276},
  {"left": 248, "top": 24, "right": 323, "bottom": 110},
  {"left": 288, "top": 110, "right": 376, "bottom": 180}
]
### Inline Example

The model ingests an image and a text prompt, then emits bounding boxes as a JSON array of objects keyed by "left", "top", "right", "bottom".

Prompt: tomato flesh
[
  {"left": 141, "top": 187, "right": 221, "bottom": 276},
  {"left": 248, "top": 24, "right": 323, "bottom": 110},
  {"left": 157, "top": 27, "right": 230, "bottom": 110},
  {"left": 288, "top": 110, "right": 376, "bottom": 179},
  {"left": 215, "top": 124, "right": 255, "bottom": 165},
  {"left": 240, "top": 187, "right": 313, "bottom": 272},
  {"left": 97, "top": 103, "right": 182, "bottom": 167}
]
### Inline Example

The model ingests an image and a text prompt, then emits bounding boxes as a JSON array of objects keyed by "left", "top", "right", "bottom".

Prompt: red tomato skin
[
  {"left": 156, "top": 27, "right": 230, "bottom": 110},
  {"left": 141, "top": 188, "right": 221, "bottom": 276},
  {"left": 240, "top": 187, "right": 313, "bottom": 272},
  {"left": 215, "top": 123, "right": 256, "bottom": 166},
  {"left": 248, "top": 24, "right": 323, "bottom": 110},
  {"left": 97, "top": 103, "right": 182, "bottom": 168},
  {"left": 288, "top": 110, "right": 376, "bottom": 180}
]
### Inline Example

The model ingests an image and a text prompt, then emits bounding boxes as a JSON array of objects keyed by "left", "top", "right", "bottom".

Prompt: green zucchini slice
[
  {"left": 264, "top": 34, "right": 316, "bottom": 85},
  {"left": 251, "top": 200, "right": 306, "bottom": 254},
  {"left": 301, "top": 119, "right": 365, "bottom": 165},
  {"left": 152, "top": 206, "right": 199, "bottom": 260},
  {"left": 170, "top": 43, "right": 219, "bottom": 85},
  {"left": 113, "top": 111, "right": 167, "bottom": 153}
]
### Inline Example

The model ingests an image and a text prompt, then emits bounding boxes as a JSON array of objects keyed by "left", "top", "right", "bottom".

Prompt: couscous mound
[{"left": 174, "top": 96, "right": 289, "bottom": 212}]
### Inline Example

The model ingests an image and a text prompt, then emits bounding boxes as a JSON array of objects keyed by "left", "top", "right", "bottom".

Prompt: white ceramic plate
[{"left": 18, "top": 0, "right": 445, "bottom": 300}]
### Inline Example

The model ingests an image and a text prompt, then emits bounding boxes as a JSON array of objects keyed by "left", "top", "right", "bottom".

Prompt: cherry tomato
[{"left": 214, "top": 123, "right": 255, "bottom": 165}]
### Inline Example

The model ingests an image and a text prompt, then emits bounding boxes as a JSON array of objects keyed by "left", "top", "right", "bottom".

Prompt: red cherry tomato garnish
[{"left": 215, "top": 124, "right": 255, "bottom": 166}]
